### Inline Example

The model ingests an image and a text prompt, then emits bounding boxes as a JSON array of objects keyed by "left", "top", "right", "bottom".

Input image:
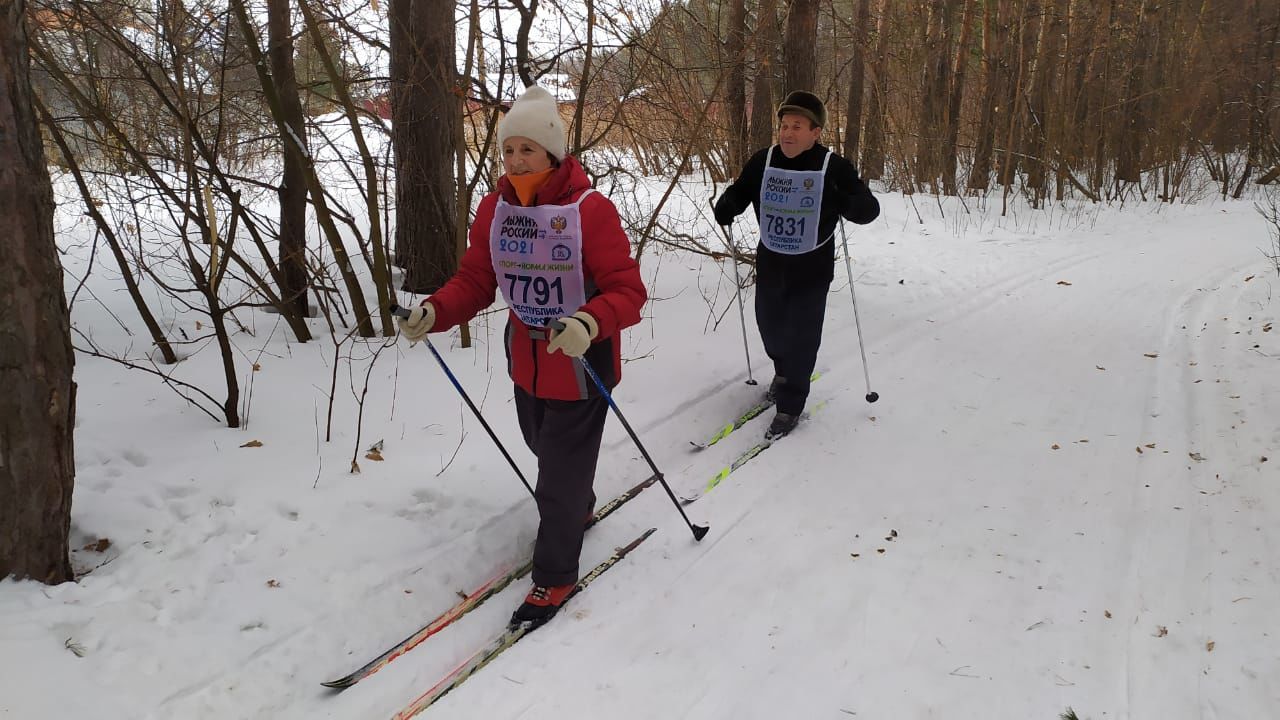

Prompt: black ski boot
[{"left": 765, "top": 411, "right": 799, "bottom": 440}]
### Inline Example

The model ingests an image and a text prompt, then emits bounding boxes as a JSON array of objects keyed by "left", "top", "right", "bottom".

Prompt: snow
[{"left": 3, "top": 182, "right": 1279, "bottom": 720}]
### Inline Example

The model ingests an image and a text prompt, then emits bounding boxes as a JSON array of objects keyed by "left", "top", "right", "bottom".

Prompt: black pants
[
  {"left": 514, "top": 385, "right": 609, "bottom": 586},
  {"left": 755, "top": 274, "right": 830, "bottom": 415}
]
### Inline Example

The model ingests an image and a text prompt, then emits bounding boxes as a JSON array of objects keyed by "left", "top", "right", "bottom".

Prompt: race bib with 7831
[{"left": 757, "top": 147, "right": 831, "bottom": 255}]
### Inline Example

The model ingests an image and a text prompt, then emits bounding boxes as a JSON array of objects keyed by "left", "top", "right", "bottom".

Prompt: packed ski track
[{"left": 2, "top": 190, "right": 1278, "bottom": 720}]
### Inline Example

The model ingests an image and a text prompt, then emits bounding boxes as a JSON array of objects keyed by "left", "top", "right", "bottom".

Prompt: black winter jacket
[{"left": 714, "top": 143, "right": 879, "bottom": 286}]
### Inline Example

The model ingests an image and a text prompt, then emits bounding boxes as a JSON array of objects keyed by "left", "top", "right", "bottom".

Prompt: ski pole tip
[
  {"left": 692, "top": 524, "right": 711, "bottom": 541},
  {"left": 865, "top": 391, "right": 880, "bottom": 403}
]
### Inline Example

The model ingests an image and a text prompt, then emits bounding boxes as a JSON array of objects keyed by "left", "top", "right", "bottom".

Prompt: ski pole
[
  {"left": 551, "top": 322, "right": 710, "bottom": 542},
  {"left": 710, "top": 198, "right": 757, "bottom": 385},
  {"left": 724, "top": 223, "right": 758, "bottom": 385},
  {"left": 836, "top": 224, "right": 879, "bottom": 403},
  {"left": 389, "top": 304, "right": 536, "bottom": 498}
]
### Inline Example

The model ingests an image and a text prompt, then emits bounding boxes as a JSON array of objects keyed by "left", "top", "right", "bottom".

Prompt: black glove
[{"left": 713, "top": 194, "right": 738, "bottom": 226}]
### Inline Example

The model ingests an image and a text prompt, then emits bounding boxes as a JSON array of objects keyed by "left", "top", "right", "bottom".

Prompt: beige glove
[
  {"left": 546, "top": 311, "right": 598, "bottom": 358},
  {"left": 397, "top": 302, "right": 436, "bottom": 344}
]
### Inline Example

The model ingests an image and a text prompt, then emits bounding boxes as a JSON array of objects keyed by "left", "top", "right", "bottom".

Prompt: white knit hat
[{"left": 497, "top": 85, "right": 566, "bottom": 161}]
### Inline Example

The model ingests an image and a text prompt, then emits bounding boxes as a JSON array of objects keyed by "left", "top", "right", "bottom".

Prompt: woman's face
[{"left": 502, "top": 136, "right": 553, "bottom": 175}]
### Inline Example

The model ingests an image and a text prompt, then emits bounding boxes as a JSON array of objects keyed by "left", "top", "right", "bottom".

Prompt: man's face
[{"left": 778, "top": 114, "right": 822, "bottom": 158}]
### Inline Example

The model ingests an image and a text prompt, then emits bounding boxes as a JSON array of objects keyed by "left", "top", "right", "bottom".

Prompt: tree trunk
[
  {"left": 943, "top": 0, "right": 977, "bottom": 195},
  {"left": 0, "top": 0, "right": 76, "bottom": 585},
  {"left": 1116, "top": 0, "right": 1154, "bottom": 185},
  {"left": 967, "top": 0, "right": 1006, "bottom": 191},
  {"left": 998, "top": 0, "right": 1036, "bottom": 191},
  {"left": 392, "top": 0, "right": 460, "bottom": 294},
  {"left": 860, "top": 0, "right": 891, "bottom": 179},
  {"left": 749, "top": 0, "right": 781, "bottom": 150},
  {"left": 843, "top": 0, "right": 873, "bottom": 159},
  {"left": 917, "top": 0, "right": 954, "bottom": 188},
  {"left": 783, "top": 0, "right": 819, "bottom": 93},
  {"left": 1025, "top": 0, "right": 1065, "bottom": 202},
  {"left": 267, "top": 0, "right": 311, "bottom": 325},
  {"left": 1236, "top": 0, "right": 1279, "bottom": 198},
  {"left": 726, "top": 0, "right": 749, "bottom": 170}
]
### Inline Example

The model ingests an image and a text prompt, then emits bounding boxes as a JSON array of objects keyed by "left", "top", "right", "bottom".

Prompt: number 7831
[{"left": 763, "top": 213, "right": 806, "bottom": 237}]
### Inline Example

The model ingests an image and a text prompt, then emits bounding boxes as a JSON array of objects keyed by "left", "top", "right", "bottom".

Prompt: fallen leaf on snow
[
  {"left": 1136, "top": 446, "right": 1144, "bottom": 454},
  {"left": 1057, "top": 280, "right": 1073, "bottom": 286},
  {"left": 252, "top": 363, "right": 261, "bottom": 372},
  {"left": 1075, "top": 438, "right": 1089, "bottom": 443},
  {"left": 1155, "top": 625, "right": 1168, "bottom": 637},
  {"left": 266, "top": 579, "right": 280, "bottom": 588},
  {"left": 365, "top": 449, "right": 384, "bottom": 462},
  {"left": 1244, "top": 274, "right": 1256, "bottom": 282},
  {"left": 1189, "top": 452, "right": 1206, "bottom": 462},
  {"left": 876, "top": 548, "right": 886, "bottom": 554},
  {"left": 240, "top": 440, "right": 263, "bottom": 448},
  {"left": 1145, "top": 443, "right": 1156, "bottom": 449},
  {"left": 1144, "top": 353, "right": 1159, "bottom": 358},
  {"left": 1051, "top": 443, "right": 1061, "bottom": 450},
  {"left": 82, "top": 538, "right": 111, "bottom": 553},
  {"left": 1104, "top": 610, "right": 1112, "bottom": 619},
  {"left": 1096, "top": 365, "right": 1107, "bottom": 371},
  {"left": 1206, "top": 640, "right": 1216, "bottom": 652}
]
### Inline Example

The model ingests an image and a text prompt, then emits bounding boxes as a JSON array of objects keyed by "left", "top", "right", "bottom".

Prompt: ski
[
  {"left": 689, "top": 371, "right": 822, "bottom": 450},
  {"left": 390, "top": 527, "right": 658, "bottom": 719},
  {"left": 681, "top": 401, "right": 827, "bottom": 505},
  {"left": 321, "top": 473, "right": 658, "bottom": 689}
]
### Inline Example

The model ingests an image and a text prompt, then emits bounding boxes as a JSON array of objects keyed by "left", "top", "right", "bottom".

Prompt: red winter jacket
[{"left": 425, "top": 156, "right": 646, "bottom": 401}]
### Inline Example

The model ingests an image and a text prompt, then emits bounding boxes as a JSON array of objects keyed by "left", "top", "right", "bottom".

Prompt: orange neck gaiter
[{"left": 506, "top": 168, "right": 555, "bottom": 206}]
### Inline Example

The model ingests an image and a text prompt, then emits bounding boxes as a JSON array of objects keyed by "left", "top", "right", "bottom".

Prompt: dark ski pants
[
  {"left": 755, "top": 275, "right": 831, "bottom": 415},
  {"left": 514, "top": 385, "right": 609, "bottom": 587}
]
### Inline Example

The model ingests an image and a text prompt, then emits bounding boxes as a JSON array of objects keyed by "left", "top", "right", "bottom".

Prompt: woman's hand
[
  {"left": 546, "top": 311, "right": 598, "bottom": 358},
  {"left": 397, "top": 302, "right": 436, "bottom": 343}
]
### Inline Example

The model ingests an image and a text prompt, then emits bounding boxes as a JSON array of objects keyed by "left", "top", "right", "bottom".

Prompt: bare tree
[
  {"left": 941, "top": 0, "right": 976, "bottom": 195},
  {"left": 725, "top": 0, "right": 749, "bottom": 169},
  {"left": 0, "top": 0, "right": 76, "bottom": 584},
  {"left": 749, "top": 0, "right": 781, "bottom": 150},
  {"left": 967, "top": 0, "right": 1007, "bottom": 191},
  {"left": 860, "top": 0, "right": 890, "bottom": 179},
  {"left": 267, "top": 0, "right": 310, "bottom": 322},
  {"left": 842, "top": 0, "right": 873, "bottom": 159},
  {"left": 783, "top": 0, "right": 819, "bottom": 93},
  {"left": 391, "top": 0, "right": 460, "bottom": 294}
]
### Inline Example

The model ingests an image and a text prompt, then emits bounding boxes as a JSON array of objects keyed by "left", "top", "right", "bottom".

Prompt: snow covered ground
[{"left": 3, "top": 185, "right": 1278, "bottom": 720}]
